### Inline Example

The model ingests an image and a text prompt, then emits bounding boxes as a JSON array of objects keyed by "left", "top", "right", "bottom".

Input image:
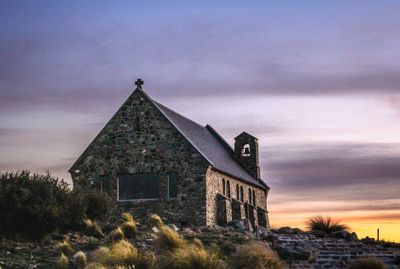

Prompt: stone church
[{"left": 69, "top": 79, "right": 270, "bottom": 228}]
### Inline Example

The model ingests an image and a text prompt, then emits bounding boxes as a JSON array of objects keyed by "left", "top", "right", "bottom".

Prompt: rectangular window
[
  {"left": 118, "top": 173, "right": 160, "bottom": 201},
  {"left": 168, "top": 172, "right": 178, "bottom": 198},
  {"left": 100, "top": 175, "right": 110, "bottom": 194}
]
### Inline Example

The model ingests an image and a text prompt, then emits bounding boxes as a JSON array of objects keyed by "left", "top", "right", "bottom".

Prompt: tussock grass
[
  {"left": 349, "top": 257, "right": 388, "bottom": 269},
  {"left": 121, "top": 221, "right": 137, "bottom": 239},
  {"left": 96, "top": 240, "right": 138, "bottom": 266},
  {"left": 134, "top": 252, "right": 158, "bottom": 269},
  {"left": 58, "top": 253, "right": 69, "bottom": 269},
  {"left": 122, "top": 212, "right": 135, "bottom": 223},
  {"left": 83, "top": 218, "right": 104, "bottom": 238},
  {"left": 84, "top": 263, "right": 107, "bottom": 269},
  {"left": 57, "top": 240, "right": 73, "bottom": 255},
  {"left": 154, "top": 225, "right": 186, "bottom": 252},
  {"left": 149, "top": 214, "right": 163, "bottom": 227},
  {"left": 110, "top": 226, "right": 125, "bottom": 241},
  {"left": 73, "top": 251, "right": 87, "bottom": 268},
  {"left": 160, "top": 244, "right": 226, "bottom": 269},
  {"left": 307, "top": 216, "right": 348, "bottom": 234},
  {"left": 229, "top": 243, "right": 283, "bottom": 269}
]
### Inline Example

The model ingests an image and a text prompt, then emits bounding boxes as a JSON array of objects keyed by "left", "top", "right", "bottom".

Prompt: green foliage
[
  {"left": 160, "top": 244, "right": 226, "bottom": 269},
  {"left": 154, "top": 225, "right": 186, "bottom": 252},
  {"left": 0, "top": 170, "right": 111, "bottom": 239},
  {"left": 149, "top": 214, "right": 163, "bottom": 227},
  {"left": 73, "top": 251, "right": 87, "bottom": 269},
  {"left": 348, "top": 257, "right": 388, "bottom": 269},
  {"left": 58, "top": 253, "right": 69, "bottom": 269},
  {"left": 307, "top": 216, "right": 348, "bottom": 234},
  {"left": 228, "top": 243, "right": 283, "bottom": 269}
]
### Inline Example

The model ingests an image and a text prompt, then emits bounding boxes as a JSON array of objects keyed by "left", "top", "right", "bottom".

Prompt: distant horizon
[{"left": 1, "top": 1, "right": 399, "bottom": 242}]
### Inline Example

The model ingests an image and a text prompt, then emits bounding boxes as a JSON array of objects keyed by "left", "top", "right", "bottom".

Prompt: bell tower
[{"left": 234, "top": 132, "right": 260, "bottom": 180}]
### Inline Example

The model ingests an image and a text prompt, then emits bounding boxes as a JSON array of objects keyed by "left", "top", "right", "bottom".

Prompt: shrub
[
  {"left": 83, "top": 218, "right": 104, "bottom": 238},
  {"left": 149, "top": 214, "right": 163, "bottom": 227},
  {"left": 160, "top": 244, "right": 226, "bottom": 269},
  {"left": 0, "top": 171, "right": 69, "bottom": 239},
  {"left": 84, "top": 191, "right": 111, "bottom": 220},
  {"left": 73, "top": 251, "right": 87, "bottom": 269},
  {"left": 58, "top": 253, "right": 69, "bottom": 269},
  {"left": 154, "top": 225, "right": 186, "bottom": 252},
  {"left": 349, "top": 257, "right": 388, "bottom": 269},
  {"left": 121, "top": 221, "right": 137, "bottom": 239},
  {"left": 307, "top": 216, "right": 348, "bottom": 234},
  {"left": 57, "top": 240, "right": 73, "bottom": 255},
  {"left": 229, "top": 243, "right": 283, "bottom": 269}
]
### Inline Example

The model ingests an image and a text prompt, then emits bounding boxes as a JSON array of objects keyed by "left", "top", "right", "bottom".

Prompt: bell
[{"left": 244, "top": 147, "right": 250, "bottom": 155}]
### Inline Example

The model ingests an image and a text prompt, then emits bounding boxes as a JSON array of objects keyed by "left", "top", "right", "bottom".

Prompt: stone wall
[
  {"left": 70, "top": 89, "right": 210, "bottom": 226},
  {"left": 206, "top": 168, "right": 269, "bottom": 227}
]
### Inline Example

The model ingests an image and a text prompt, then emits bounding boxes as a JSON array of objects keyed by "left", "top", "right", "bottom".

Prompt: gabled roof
[{"left": 142, "top": 90, "right": 268, "bottom": 189}]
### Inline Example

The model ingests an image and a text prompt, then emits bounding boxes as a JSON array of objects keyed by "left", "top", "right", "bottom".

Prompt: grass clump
[
  {"left": 348, "top": 257, "right": 388, "bottom": 269},
  {"left": 122, "top": 212, "right": 135, "bottom": 223},
  {"left": 73, "top": 251, "right": 87, "bottom": 268},
  {"left": 149, "top": 214, "right": 163, "bottom": 227},
  {"left": 307, "top": 216, "right": 348, "bottom": 234},
  {"left": 83, "top": 218, "right": 104, "bottom": 238},
  {"left": 229, "top": 243, "right": 283, "bottom": 269},
  {"left": 58, "top": 253, "right": 69, "bottom": 269},
  {"left": 110, "top": 226, "right": 125, "bottom": 241},
  {"left": 95, "top": 240, "right": 138, "bottom": 266},
  {"left": 57, "top": 240, "right": 73, "bottom": 255},
  {"left": 160, "top": 244, "right": 226, "bottom": 269},
  {"left": 154, "top": 225, "right": 186, "bottom": 252},
  {"left": 84, "top": 263, "right": 107, "bottom": 269}
]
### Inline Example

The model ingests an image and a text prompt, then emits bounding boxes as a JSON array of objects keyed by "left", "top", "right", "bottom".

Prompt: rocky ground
[{"left": 1, "top": 223, "right": 399, "bottom": 269}]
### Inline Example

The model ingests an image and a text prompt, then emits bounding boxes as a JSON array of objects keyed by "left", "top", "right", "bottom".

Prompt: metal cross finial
[{"left": 135, "top": 78, "right": 144, "bottom": 89}]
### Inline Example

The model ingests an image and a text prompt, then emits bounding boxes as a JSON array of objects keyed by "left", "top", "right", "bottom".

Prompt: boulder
[
  {"left": 310, "top": 230, "right": 327, "bottom": 238},
  {"left": 330, "top": 230, "right": 349, "bottom": 239},
  {"left": 278, "top": 226, "right": 294, "bottom": 234},
  {"left": 277, "top": 245, "right": 315, "bottom": 260},
  {"left": 227, "top": 219, "right": 247, "bottom": 232}
]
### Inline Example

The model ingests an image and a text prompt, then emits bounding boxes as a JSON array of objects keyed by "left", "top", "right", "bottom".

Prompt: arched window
[
  {"left": 242, "top": 144, "right": 251, "bottom": 157},
  {"left": 253, "top": 190, "right": 256, "bottom": 206},
  {"left": 222, "top": 179, "right": 226, "bottom": 195},
  {"left": 226, "top": 181, "right": 231, "bottom": 198},
  {"left": 236, "top": 184, "right": 239, "bottom": 200},
  {"left": 248, "top": 188, "right": 252, "bottom": 203},
  {"left": 240, "top": 186, "right": 244, "bottom": 202}
]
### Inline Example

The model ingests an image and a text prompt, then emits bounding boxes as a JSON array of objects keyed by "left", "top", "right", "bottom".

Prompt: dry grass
[
  {"left": 57, "top": 240, "right": 73, "bottom": 255},
  {"left": 154, "top": 225, "right": 186, "bottom": 252},
  {"left": 307, "top": 216, "right": 348, "bottom": 234},
  {"left": 160, "top": 244, "right": 226, "bottom": 269},
  {"left": 73, "top": 251, "right": 87, "bottom": 268},
  {"left": 84, "top": 263, "right": 107, "bottom": 269},
  {"left": 149, "top": 214, "right": 163, "bottom": 227},
  {"left": 348, "top": 257, "right": 388, "bottom": 269},
  {"left": 83, "top": 218, "right": 104, "bottom": 238},
  {"left": 58, "top": 253, "right": 68, "bottom": 269},
  {"left": 122, "top": 212, "right": 135, "bottom": 223},
  {"left": 96, "top": 240, "right": 138, "bottom": 266},
  {"left": 121, "top": 221, "right": 137, "bottom": 239},
  {"left": 110, "top": 226, "right": 125, "bottom": 241},
  {"left": 229, "top": 243, "right": 283, "bottom": 269}
]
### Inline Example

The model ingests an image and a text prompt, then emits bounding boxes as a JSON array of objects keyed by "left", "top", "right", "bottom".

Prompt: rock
[
  {"left": 278, "top": 226, "right": 293, "bottom": 234},
  {"left": 168, "top": 224, "right": 179, "bottom": 231},
  {"left": 349, "top": 232, "right": 358, "bottom": 241},
  {"left": 277, "top": 245, "right": 314, "bottom": 260},
  {"left": 151, "top": 226, "right": 159, "bottom": 233},
  {"left": 330, "top": 230, "right": 349, "bottom": 239},
  {"left": 227, "top": 220, "right": 247, "bottom": 232},
  {"left": 292, "top": 228, "right": 304, "bottom": 234}
]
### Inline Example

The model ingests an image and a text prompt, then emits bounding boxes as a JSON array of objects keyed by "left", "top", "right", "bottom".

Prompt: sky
[{"left": 1, "top": 1, "right": 399, "bottom": 241}]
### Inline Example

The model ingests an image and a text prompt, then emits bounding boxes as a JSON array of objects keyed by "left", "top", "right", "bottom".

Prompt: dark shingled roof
[{"left": 143, "top": 90, "right": 268, "bottom": 189}]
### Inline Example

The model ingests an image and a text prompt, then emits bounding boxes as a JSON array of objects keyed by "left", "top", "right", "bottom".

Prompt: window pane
[
  {"left": 119, "top": 173, "right": 160, "bottom": 200},
  {"left": 168, "top": 172, "right": 178, "bottom": 198}
]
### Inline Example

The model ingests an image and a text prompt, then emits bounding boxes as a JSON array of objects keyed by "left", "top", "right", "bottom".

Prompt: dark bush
[
  {"left": 307, "top": 216, "right": 348, "bottom": 234},
  {"left": 0, "top": 171, "right": 111, "bottom": 239}
]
